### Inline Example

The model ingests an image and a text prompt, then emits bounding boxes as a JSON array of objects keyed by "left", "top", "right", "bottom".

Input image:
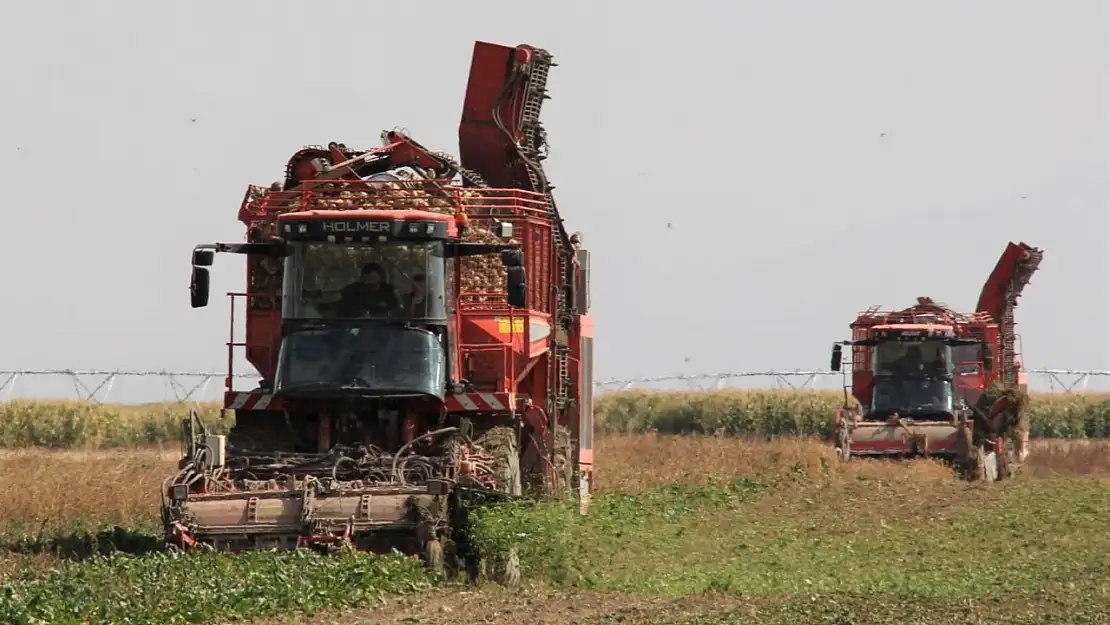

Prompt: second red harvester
[{"left": 829, "top": 241, "right": 1043, "bottom": 481}]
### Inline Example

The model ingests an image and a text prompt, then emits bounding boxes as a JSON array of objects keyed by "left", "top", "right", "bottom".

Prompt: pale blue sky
[{"left": 0, "top": 0, "right": 1106, "bottom": 401}]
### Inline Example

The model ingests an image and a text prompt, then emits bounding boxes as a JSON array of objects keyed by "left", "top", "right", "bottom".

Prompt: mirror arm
[
  {"left": 216, "top": 242, "right": 290, "bottom": 257},
  {"left": 445, "top": 242, "right": 522, "bottom": 260},
  {"left": 194, "top": 241, "right": 289, "bottom": 259}
]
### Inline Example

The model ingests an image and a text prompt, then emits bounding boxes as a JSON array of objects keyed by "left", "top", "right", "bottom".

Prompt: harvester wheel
[
  {"left": 997, "top": 449, "right": 1012, "bottom": 480},
  {"left": 970, "top": 447, "right": 989, "bottom": 482},
  {"left": 954, "top": 421, "right": 975, "bottom": 480},
  {"left": 1014, "top": 425, "right": 1031, "bottom": 464},
  {"left": 424, "top": 538, "right": 445, "bottom": 577},
  {"left": 997, "top": 437, "right": 1019, "bottom": 480},
  {"left": 520, "top": 425, "right": 575, "bottom": 499},
  {"left": 500, "top": 547, "right": 522, "bottom": 589},
  {"left": 465, "top": 425, "right": 523, "bottom": 589},
  {"left": 834, "top": 427, "right": 851, "bottom": 462},
  {"left": 550, "top": 426, "right": 575, "bottom": 499},
  {"left": 476, "top": 426, "right": 522, "bottom": 496},
  {"left": 475, "top": 545, "right": 521, "bottom": 589}
]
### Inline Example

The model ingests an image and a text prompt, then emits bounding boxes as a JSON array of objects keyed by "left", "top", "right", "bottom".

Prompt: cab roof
[
  {"left": 278, "top": 209, "right": 454, "bottom": 222},
  {"left": 872, "top": 323, "right": 953, "bottom": 332}
]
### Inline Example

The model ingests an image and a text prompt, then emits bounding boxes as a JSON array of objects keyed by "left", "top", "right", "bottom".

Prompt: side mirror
[
  {"left": 191, "top": 267, "right": 211, "bottom": 308},
  {"left": 193, "top": 248, "right": 215, "bottom": 267},
  {"left": 830, "top": 343, "right": 843, "bottom": 372},
  {"left": 982, "top": 345, "right": 993, "bottom": 371},
  {"left": 574, "top": 249, "right": 591, "bottom": 315},
  {"left": 500, "top": 248, "right": 524, "bottom": 267},
  {"left": 506, "top": 266, "right": 526, "bottom": 308}
]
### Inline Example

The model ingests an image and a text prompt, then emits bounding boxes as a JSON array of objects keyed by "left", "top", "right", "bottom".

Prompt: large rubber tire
[
  {"left": 474, "top": 544, "right": 521, "bottom": 589},
  {"left": 476, "top": 426, "right": 522, "bottom": 496},
  {"left": 520, "top": 425, "right": 575, "bottom": 500},
  {"left": 997, "top": 437, "right": 1019, "bottom": 481},
  {"left": 954, "top": 422, "right": 975, "bottom": 481},
  {"left": 550, "top": 426, "right": 575, "bottom": 499},
  {"left": 834, "top": 426, "right": 851, "bottom": 463},
  {"left": 462, "top": 425, "right": 523, "bottom": 589},
  {"left": 1014, "top": 425, "right": 1031, "bottom": 464},
  {"left": 424, "top": 538, "right": 445, "bottom": 578},
  {"left": 970, "top": 447, "right": 989, "bottom": 482},
  {"left": 500, "top": 547, "right": 522, "bottom": 589}
]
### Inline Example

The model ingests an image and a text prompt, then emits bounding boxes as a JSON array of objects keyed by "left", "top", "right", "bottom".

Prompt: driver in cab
[
  {"left": 400, "top": 273, "right": 428, "bottom": 317},
  {"left": 890, "top": 345, "right": 944, "bottom": 376},
  {"left": 333, "top": 262, "right": 400, "bottom": 317}
]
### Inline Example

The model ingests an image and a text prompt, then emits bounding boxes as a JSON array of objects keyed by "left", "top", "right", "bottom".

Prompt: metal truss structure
[{"left": 0, "top": 367, "right": 1107, "bottom": 405}]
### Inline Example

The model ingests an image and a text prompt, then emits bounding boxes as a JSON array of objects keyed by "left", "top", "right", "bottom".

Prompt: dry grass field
[{"left": 0, "top": 436, "right": 1107, "bottom": 539}]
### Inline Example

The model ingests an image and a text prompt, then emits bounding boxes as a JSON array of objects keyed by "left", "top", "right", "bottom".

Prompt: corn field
[{"left": 2, "top": 390, "right": 1109, "bottom": 448}]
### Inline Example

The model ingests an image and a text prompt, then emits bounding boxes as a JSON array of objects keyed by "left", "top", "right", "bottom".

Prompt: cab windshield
[
  {"left": 282, "top": 241, "right": 446, "bottom": 321},
  {"left": 274, "top": 325, "right": 446, "bottom": 398},
  {"left": 871, "top": 377, "right": 955, "bottom": 417},
  {"left": 872, "top": 340, "right": 952, "bottom": 378}
]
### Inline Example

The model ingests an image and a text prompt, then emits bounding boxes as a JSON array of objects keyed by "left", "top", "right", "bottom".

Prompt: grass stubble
[{"left": 0, "top": 437, "right": 1109, "bottom": 623}]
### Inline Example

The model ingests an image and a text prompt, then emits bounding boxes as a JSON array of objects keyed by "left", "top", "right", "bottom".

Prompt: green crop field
[{"left": 0, "top": 393, "right": 1108, "bottom": 624}]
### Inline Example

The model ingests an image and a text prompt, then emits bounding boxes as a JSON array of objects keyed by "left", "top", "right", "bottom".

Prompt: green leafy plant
[{"left": 0, "top": 548, "right": 431, "bottom": 625}]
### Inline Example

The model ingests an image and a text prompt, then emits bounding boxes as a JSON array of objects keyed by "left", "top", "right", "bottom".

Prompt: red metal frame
[{"left": 224, "top": 291, "right": 278, "bottom": 394}]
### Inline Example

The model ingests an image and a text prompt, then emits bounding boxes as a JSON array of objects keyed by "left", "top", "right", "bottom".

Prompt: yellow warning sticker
[{"left": 496, "top": 317, "right": 526, "bottom": 334}]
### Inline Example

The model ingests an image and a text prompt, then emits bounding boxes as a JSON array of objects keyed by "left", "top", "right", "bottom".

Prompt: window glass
[
  {"left": 282, "top": 241, "right": 446, "bottom": 320},
  {"left": 274, "top": 326, "right": 446, "bottom": 398}
]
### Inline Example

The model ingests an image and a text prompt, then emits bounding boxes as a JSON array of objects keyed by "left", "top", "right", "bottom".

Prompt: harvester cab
[
  {"left": 831, "top": 325, "right": 990, "bottom": 422},
  {"left": 188, "top": 210, "right": 524, "bottom": 413},
  {"left": 828, "top": 241, "right": 1044, "bottom": 482}
]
